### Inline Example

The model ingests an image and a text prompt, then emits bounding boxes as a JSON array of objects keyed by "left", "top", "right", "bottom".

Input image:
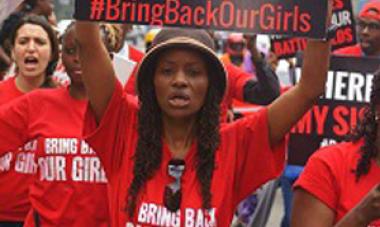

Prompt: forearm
[
  {"left": 243, "top": 58, "right": 280, "bottom": 105},
  {"left": 298, "top": 40, "right": 331, "bottom": 101},
  {"left": 335, "top": 209, "right": 371, "bottom": 227},
  {"left": 75, "top": 22, "right": 116, "bottom": 122}
]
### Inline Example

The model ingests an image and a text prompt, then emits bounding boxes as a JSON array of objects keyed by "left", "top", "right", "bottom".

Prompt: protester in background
[
  {"left": 0, "top": 15, "right": 58, "bottom": 227},
  {"left": 0, "top": 21, "right": 111, "bottom": 227},
  {"left": 74, "top": 0, "right": 331, "bottom": 220},
  {"left": 17, "top": 0, "right": 55, "bottom": 25},
  {"left": 0, "top": 0, "right": 56, "bottom": 79},
  {"left": 292, "top": 70, "right": 380, "bottom": 227},
  {"left": 221, "top": 33, "right": 247, "bottom": 67},
  {"left": 144, "top": 28, "right": 161, "bottom": 51},
  {"left": 335, "top": 1, "right": 380, "bottom": 57}
]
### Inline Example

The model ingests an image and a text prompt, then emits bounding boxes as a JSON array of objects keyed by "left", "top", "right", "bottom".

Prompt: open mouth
[
  {"left": 168, "top": 93, "right": 190, "bottom": 108},
  {"left": 24, "top": 56, "right": 39, "bottom": 68}
]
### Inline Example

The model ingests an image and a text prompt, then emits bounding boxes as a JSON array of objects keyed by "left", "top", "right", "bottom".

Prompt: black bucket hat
[{"left": 136, "top": 28, "right": 227, "bottom": 103}]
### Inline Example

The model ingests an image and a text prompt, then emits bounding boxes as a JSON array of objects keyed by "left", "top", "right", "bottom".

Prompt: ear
[{"left": 11, "top": 49, "right": 16, "bottom": 62}]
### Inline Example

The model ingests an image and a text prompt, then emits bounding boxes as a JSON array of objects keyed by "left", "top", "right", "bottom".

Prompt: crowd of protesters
[{"left": 1, "top": 0, "right": 380, "bottom": 227}]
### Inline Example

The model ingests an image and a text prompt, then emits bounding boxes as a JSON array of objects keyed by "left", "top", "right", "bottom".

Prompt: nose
[
  {"left": 26, "top": 41, "right": 36, "bottom": 52},
  {"left": 360, "top": 26, "right": 370, "bottom": 36},
  {"left": 171, "top": 70, "right": 188, "bottom": 88},
  {"left": 73, "top": 52, "right": 80, "bottom": 63}
]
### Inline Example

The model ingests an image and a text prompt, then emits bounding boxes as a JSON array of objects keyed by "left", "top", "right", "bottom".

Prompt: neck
[
  {"left": 15, "top": 73, "right": 45, "bottom": 93},
  {"left": 163, "top": 116, "right": 197, "bottom": 159},
  {"left": 69, "top": 83, "right": 87, "bottom": 100}
]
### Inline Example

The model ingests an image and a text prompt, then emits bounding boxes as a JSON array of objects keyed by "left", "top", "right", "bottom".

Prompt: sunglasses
[{"left": 163, "top": 159, "right": 185, "bottom": 212}]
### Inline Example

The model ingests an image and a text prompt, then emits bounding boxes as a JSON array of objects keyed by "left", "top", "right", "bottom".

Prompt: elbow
[{"left": 243, "top": 80, "right": 281, "bottom": 105}]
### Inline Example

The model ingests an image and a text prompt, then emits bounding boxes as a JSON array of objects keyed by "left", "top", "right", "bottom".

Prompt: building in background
[{"left": 53, "top": 0, "right": 74, "bottom": 20}]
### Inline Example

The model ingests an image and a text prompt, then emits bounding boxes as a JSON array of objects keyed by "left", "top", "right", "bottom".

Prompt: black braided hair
[
  {"left": 126, "top": 50, "right": 222, "bottom": 217},
  {"left": 349, "top": 70, "right": 380, "bottom": 181}
]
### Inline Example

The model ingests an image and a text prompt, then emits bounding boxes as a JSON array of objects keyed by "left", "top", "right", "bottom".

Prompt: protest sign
[
  {"left": 288, "top": 56, "right": 380, "bottom": 166},
  {"left": 271, "top": 0, "right": 356, "bottom": 58},
  {"left": 74, "top": 0, "right": 328, "bottom": 38}
]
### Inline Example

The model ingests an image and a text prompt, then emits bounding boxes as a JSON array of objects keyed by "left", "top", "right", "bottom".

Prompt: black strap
[{"left": 33, "top": 210, "right": 40, "bottom": 227}]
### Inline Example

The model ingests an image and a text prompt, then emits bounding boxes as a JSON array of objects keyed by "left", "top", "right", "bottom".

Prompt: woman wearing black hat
[{"left": 75, "top": 10, "right": 332, "bottom": 225}]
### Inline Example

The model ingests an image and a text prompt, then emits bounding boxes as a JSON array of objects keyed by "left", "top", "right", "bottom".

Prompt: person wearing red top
[
  {"left": 292, "top": 71, "right": 380, "bottom": 227},
  {"left": 75, "top": 2, "right": 331, "bottom": 224},
  {"left": 334, "top": 1, "right": 380, "bottom": 57},
  {"left": 0, "top": 22, "right": 110, "bottom": 227},
  {"left": 0, "top": 15, "right": 59, "bottom": 227}
]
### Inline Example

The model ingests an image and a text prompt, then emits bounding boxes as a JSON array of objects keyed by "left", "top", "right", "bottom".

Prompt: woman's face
[
  {"left": 12, "top": 23, "right": 52, "bottom": 79},
  {"left": 61, "top": 28, "right": 82, "bottom": 85},
  {"left": 154, "top": 48, "right": 209, "bottom": 120}
]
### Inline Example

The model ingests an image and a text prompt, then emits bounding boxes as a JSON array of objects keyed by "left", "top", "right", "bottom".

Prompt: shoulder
[
  {"left": 0, "top": 77, "right": 15, "bottom": 89},
  {"left": 308, "top": 140, "right": 362, "bottom": 169},
  {"left": 28, "top": 87, "right": 64, "bottom": 97}
]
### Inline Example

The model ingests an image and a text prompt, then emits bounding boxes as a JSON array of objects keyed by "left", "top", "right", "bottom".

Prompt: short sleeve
[
  {"left": 294, "top": 147, "right": 340, "bottom": 210},
  {"left": 225, "top": 108, "right": 286, "bottom": 203},
  {"left": 84, "top": 81, "right": 138, "bottom": 178},
  {"left": 0, "top": 94, "right": 30, "bottom": 154}
]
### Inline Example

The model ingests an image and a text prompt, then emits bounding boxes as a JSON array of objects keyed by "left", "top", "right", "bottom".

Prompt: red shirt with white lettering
[
  {"left": 294, "top": 140, "right": 380, "bottom": 226},
  {"left": 124, "top": 63, "right": 252, "bottom": 123},
  {"left": 0, "top": 87, "right": 110, "bottom": 226},
  {"left": 84, "top": 82, "right": 285, "bottom": 227},
  {"left": 0, "top": 77, "right": 34, "bottom": 222}
]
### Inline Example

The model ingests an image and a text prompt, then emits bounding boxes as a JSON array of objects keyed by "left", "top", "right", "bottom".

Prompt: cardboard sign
[
  {"left": 288, "top": 56, "right": 380, "bottom": 166},
  {"left": 271, "top": 0, "right": 356, "bottom": 58},
  {"left": 0, "top": 0, "right": 23, "bottom": 25},
  {"left": 74, "top": 0, "right": 328, "bottom": 38}
]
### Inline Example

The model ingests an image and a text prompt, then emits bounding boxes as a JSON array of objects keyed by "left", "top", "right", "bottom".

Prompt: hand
[
  {"left": 343, "top": 184, "right": 380, "bottom": 226},
  {"left": 243, "top": 34, "right": 262, "bottom": 62},
  {"left": 267, "top": 52, "right": 279, "bottom": 71}
]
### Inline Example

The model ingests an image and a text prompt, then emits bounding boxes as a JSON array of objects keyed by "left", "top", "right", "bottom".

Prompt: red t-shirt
[
  {"left": 0, "top": 77, "right": 35, "bottom": 222},
  {"left": 333, "top": 44, "right": 362, "bottom": 57},
  {"left": 294, "top": 140, "right": 380, "bottom": 226},
  {"left": 84, "top": 81, "right": 285, "bottom": 227},
  {"left": 0, "top": 87, "right": 110, "bottom": 226},
  {"left": 124, "top": 63, "right": 253, "bottom": 123},
  {"left": 129, "top": 45, "right": 144, "bottom": 63}
]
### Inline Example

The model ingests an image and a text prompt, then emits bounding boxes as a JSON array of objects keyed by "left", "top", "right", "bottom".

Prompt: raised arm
[
  {"left": 267, "top": 38, "right": 331, "bottom": 146},
  {"left": 75, "top": 22, "right": 116, "bottom": 122}
]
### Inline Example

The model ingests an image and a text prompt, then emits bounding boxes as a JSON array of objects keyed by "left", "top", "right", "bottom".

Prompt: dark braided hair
[
  {"left": 126, "top": 50, "right": 222, "bottom": 217},
  {"left": 349, "top": 70, "right": 380, "bottom": 181}
]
